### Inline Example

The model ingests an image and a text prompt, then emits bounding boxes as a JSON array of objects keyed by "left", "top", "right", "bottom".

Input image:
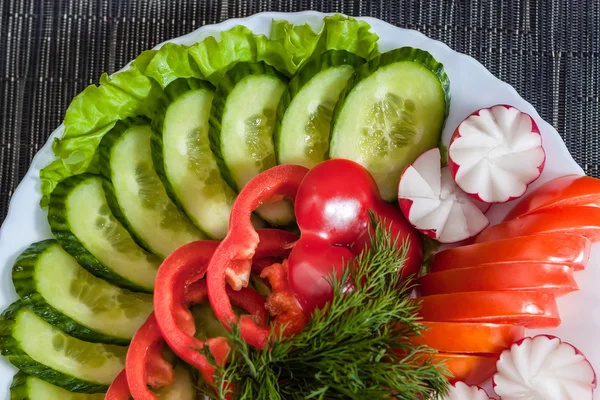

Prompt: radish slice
[
  {"left": 442, "top": 382, "right": 493, "bottom": 400},
  {"left": 448, "top": 104, "right": 546, "bottom": 204},
  {"left": 494, "top": 335, "right": 596, "bottom": 400},
  {"left": 398, "top": 148, "right": 489, "bottom": 243}
]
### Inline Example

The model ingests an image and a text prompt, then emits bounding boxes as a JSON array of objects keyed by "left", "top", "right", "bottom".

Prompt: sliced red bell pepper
[
  {"left": 154, "top": 239, "right": 269, "bottom": 384},
  {"left": 126, "top": 313, "right": 174, "bottom": 400},
  {"left": 105, "top": 370, "right": 130, "bottom": 400},
  {"left": 431, "top": 233, "right": 591, "bottom": 272},
  {"left": 260, "top": 260, "right": 308, "bottom": 337},
  {"left": 206, "top": 164, "right": 309, "bottom": 349}
]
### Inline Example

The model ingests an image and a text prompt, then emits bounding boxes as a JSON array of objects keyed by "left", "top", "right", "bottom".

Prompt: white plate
[{"left": 0, "top": 10, "right": 596, "bottom": 398}]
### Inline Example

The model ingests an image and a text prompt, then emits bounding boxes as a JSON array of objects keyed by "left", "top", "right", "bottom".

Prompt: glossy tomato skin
[
  {"left": 420, "top": 263, "right": 578, "bottom": 297},
  {"left": 431, "top": 233, "right": 591, "bottom": 272},
  {"left": 504, "top": 175, "right": 600, "bottom": 221},
  {"left": 289, "top": 159, "right": 422, "bottom": 315},
  {"left": 476, "top": 207, "right": 600, "bottom": 243},
  {"left": 418, "top": 291, "right": 560, "bottom": 329},
  {"left": 287, "top": 235, "right": 354, "bottom": 313},
  {"left": 412, "top": 322, "right": 524, "bottom": 354},
  {"left": 435, "top": 353, "right": 498, "bottom": 386}
]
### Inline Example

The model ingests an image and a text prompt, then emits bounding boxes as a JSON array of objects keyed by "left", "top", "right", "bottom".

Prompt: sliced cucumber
[
  {"left": 48, "top": 174, "right": 160, "bottom": 292},
  {"left": 97, "top": 118, "right": 206, "bottom": 257},
  {"left": 152, "top": 78, "right": 236, "bottom": 240},
  {"left": 0, "top": 302, "right": 126, "bottom": 393},
  {"left": 10, "top": 371, "right": 105, "bottom": 400},
  {"left": 330, "top": 48, "right": 450, "bottom": 201},
  {"left": 13, "top": 240, "right": 153, "bottom": 345},
  {"left": 209, "top": 62, "right": 294, "bottom": 226},
  {"left": 154, "top": 364, "right": 195, "bottom": 400},
  {"left": 276, "top": 50, "right": 365, "bottom": 168}
]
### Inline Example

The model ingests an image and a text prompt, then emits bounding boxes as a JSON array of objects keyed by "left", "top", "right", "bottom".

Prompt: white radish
[
  {"left": 441, "top": 381, "right": 492, "bottom": 400},
  {"left": 448, "top": 104, "right": 546, "bottom": 204},
  {"left": 398, "top": 147, "right": 489, "bottom": 243},
  {"left": 494, "top": 335, "right": 596, "bottom": 400}
]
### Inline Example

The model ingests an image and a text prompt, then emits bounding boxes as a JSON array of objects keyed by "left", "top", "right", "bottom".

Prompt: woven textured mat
[{"left": 0, "top": 0, "right": 598, "bottom": 222}]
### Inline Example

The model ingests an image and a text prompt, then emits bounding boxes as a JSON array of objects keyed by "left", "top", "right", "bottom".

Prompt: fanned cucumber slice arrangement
[
  {"left": 0, "top": 302, "right": 126, "bottom": 393},
  {"left": 276, "top": 50, "right": 365, "bottom": 168},
  {"left": 48, "top": 174, "right": 161, "bottom": 292},
  {"left": 98, "top": 118, "right": 205, "bottom": 257},
  {"left": 330, "top": 47, "right": 450, "bottom": 201},
  {"left": 10, "top": 371, "right": 105, "bottom": 400},
  {"left": 152, "top": 78, "right": 237, "bottom": 240},
  {"left": 209, "top": 62, "right": 294, "bottom": 226},
  {"left": 13, "top": 240, "right": 153, "bottom": 345}
]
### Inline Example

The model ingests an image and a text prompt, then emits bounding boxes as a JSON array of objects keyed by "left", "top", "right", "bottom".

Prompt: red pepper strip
[
  {"left": 154, "top": 240, "right": 269, "bottom": 385},
  {"left": 105, "top": 370, "right": 130, "bottom": 400},
  {"left": 206, "top": 164, "right": 309, "bottom": 349},
  {"left": 260, "top": 260, "right": 308, "bottom": 337},
  {"left": 126, "top": 313, "right": 174, "bottom": 400}
]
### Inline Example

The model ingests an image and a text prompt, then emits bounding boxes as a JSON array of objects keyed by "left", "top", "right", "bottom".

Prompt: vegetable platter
[{"left": 0, "top": 10, "right": 599, "bottom": 400}]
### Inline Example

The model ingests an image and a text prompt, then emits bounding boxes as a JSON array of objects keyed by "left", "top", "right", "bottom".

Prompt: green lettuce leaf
[
  {"left": 312, "top": 15, "right": 379, "bottom": 61},
  {"left": 39, "top": 15, "right": 378, "bottom": 206}
]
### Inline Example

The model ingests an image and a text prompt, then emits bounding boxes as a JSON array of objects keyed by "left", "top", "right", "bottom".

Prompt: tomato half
[
  {"left": 476, "top": 207, "right": 600, "bottom": 243},
  {"left": 412, "top": 322, "right": 524, "bottom": 354},
  {"left": 418, "top": 291, "right": 560, "bottom": 328},
  {"left": 505, "top": 175, "right": 600, "bottom": 221},
  {"left": 436, "top": 353, "right": 498, "bottom": 385},
  {"left": 431, "top": 233, "right": 591, "bottom": 272},
  {"left": 420, "top": 263, "right": 578, "bottom": 297}
]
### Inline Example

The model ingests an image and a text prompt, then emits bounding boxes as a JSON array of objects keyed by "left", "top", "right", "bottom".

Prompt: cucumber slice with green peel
[
  {"left": 48, "top": 174, "right": 160, "bottom": 292},
  {"left": 209, "top": 62, "right": 294, "bottom": 226},
  {"left": 152, "top": 78, "right": 236, "bottom": 240},
  {"left": 276, "top": 50, "right": 365, "bottom": 168},
  {"left": 154, "top": 364, "right": 196, "bottom": 400},
  {"left": 330, "top": 47, "right": 450, "bottom": 201},
  {"left": 98, "top": 118, "right": 206, "bottom": 257},
  {"left": 10, "top": 371, "right": 106, "bottom": 400},
  {"left": 13, "top": 240, "right": 153, "bottom": 345},
  {"left": 0, "top": 302, "right": 126, "bottom": 393}
]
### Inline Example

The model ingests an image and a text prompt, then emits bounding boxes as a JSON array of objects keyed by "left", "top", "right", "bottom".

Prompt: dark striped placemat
[{"left": 1, "top": 0, "right": 597, "bottom": 222}]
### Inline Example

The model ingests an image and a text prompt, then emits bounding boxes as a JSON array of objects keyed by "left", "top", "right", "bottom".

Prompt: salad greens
[{"left": 41, "top": 15, "right": 380, "bottom": 205}]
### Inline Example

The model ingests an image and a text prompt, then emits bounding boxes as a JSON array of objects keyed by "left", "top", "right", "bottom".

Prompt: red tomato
[
  {"left": 412, "top": 322, "right": 524, "bottom": 353},
  {"left": 476, "top": 207, "right": 600, "bottom": 243},
  {"left": 418, "top": 291, "right": 560, "bottom": 328},
  {"left": 431, "top": 233, "right": 591, "bottom": 272},
  {"left": 420, "top": 263, "right": 578, "bottom": 297},
  {"left": 505, "top": 175, "right": 600, "bottom": 221},
  {"left": 290, "top": 159, "right": 422, "bottom": 315},
  {"left": 287, "top": 236, "right": 354, "bottom": 314},
  {"left": 435, "top": 353, "right": 498, "bottom": 385}
]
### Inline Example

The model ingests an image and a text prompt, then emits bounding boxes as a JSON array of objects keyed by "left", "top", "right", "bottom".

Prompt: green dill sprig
[{"left": 200, "top": 214, "right": 450, "bottom": 400}]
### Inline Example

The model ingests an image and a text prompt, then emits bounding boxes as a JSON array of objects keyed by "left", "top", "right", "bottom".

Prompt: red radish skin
[
  {"left": 398, "top": 148, "right": 489, "bottom": 243},
  {"left": 448, "top": 104, "right": 546, "bottom": 204},
  {"left": 442, "top": 381, "right": 493, "bottom": 400},
  {"left": 493, "top": 335, "right": 596, "bottom": 400}
]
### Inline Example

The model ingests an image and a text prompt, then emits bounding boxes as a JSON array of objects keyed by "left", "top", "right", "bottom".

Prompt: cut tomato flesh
[
  {"left": 435, "top": 353, "right": 498, "bottom": 386},
  {"left": 412, "top": 322, "right": 524, "bottom": 354},
  {"left": 431, "top": 233, "right": 591, "bottom": 272},
  {"left": 420, "top": 263, "right": 578, "bottom": 297},
  {"left": 504, "top": 174, "right": 600, "bottom": 220},
  {"left": 418, "top": 291, "right": 560, "bottom": 328},
  {"left": 476, "top": 207, "right": 600, "bottom": 243}
]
